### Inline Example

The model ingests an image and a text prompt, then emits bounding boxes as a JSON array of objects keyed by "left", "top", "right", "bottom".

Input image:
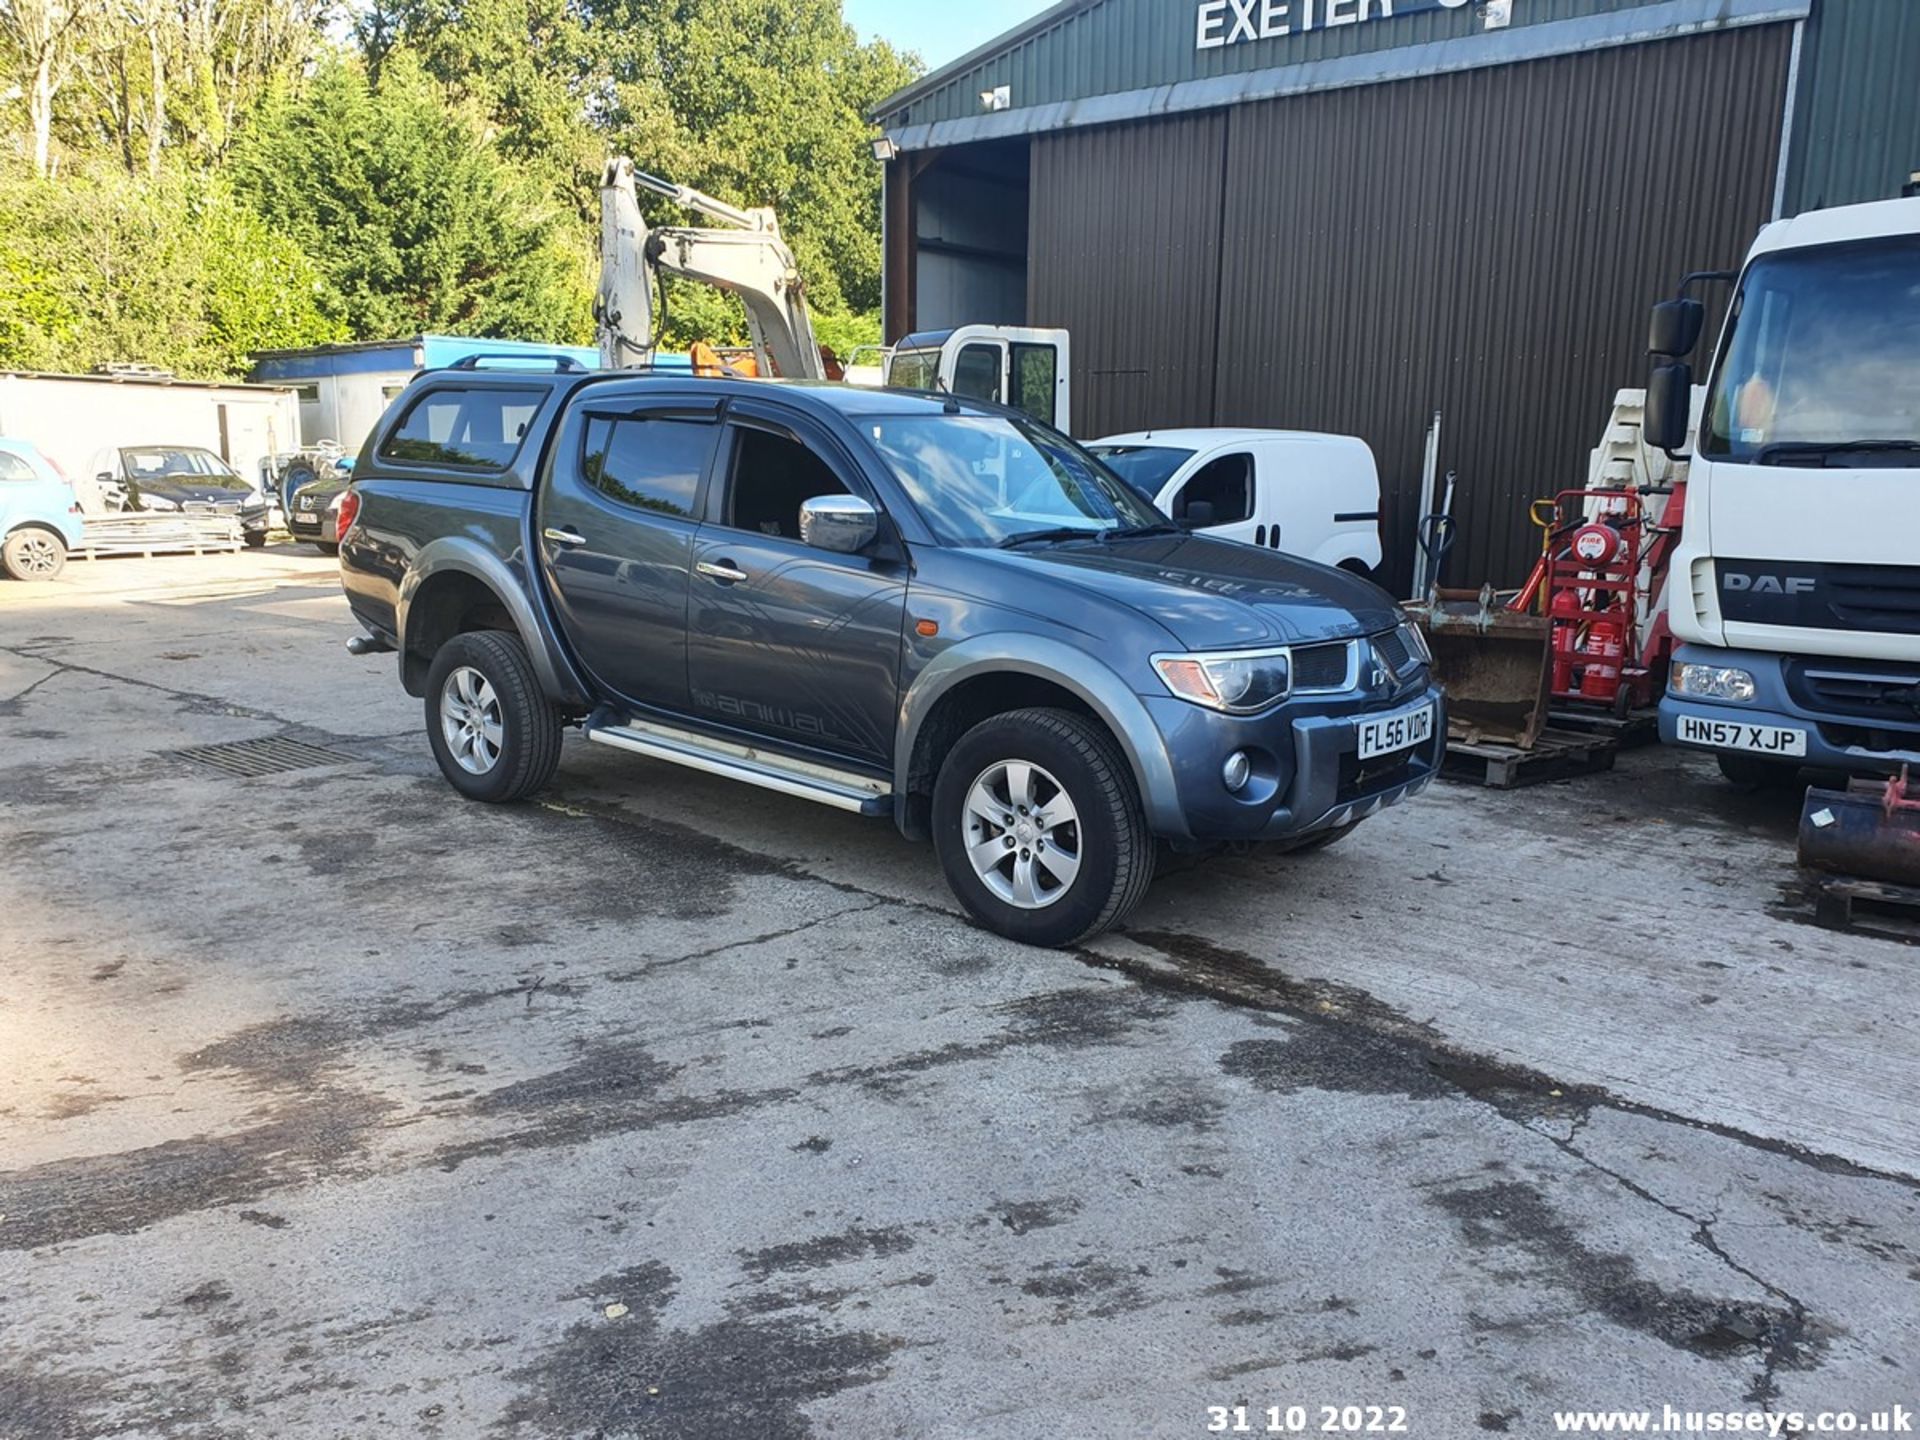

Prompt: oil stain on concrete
[{"left": 501, "top": 1260, "right": 899, "bottom": 1439}]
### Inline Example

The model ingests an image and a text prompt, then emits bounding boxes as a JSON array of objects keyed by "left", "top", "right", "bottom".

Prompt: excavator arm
[{"left": 595, "top": 158, "right": 826, "bottom": 381}]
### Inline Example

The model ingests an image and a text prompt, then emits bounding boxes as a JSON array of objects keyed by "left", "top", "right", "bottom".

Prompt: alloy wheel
[{"left": 962, "top": 759, "right": 1082, "bottom": 909}]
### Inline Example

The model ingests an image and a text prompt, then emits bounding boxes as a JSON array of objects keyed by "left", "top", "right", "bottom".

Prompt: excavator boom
[{"left": 596, "top": 158, "right": 826, "bottom": 381}]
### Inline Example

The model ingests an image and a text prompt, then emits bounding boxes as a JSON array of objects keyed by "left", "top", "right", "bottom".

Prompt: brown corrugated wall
[
  {"left": 1028, "top": 112, "right": 1227, "bottom": 440},
  {"left": 1027, "top": 25, "right": 1793, "bottom": 591}
]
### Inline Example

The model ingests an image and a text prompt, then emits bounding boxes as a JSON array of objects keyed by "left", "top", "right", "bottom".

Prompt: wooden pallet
[
  {"left": 1812, "top": 875, "right": 1920, "bottom": 944},
  {"left": 77, "top": 515, "right": 243, "bottom": 559},
  {"left": 1547, "top": 705, "right": 1661, "bottom": 748},
  {"left": 1441, "top": 726, "right": 1618, "bottom": 789}
]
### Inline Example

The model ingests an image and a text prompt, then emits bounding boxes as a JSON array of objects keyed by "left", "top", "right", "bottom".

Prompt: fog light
[{"left": 1222, "top": 751, "right": 1252, "bottom": 793}]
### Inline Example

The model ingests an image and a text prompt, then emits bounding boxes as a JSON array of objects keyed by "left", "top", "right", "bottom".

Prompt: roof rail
[{"left": 446, "top": 353, "right": 589, "bottom": 373}]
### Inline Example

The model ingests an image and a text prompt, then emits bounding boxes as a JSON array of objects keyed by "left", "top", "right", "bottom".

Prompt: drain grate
[{"left": 170, "top": 735, "right": 354, "bottom": 778}]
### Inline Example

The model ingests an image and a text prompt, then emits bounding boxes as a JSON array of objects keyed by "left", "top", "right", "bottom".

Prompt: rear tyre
[
  {"left": 2, "top": 527, "right": 67, "bottom": 581},
  {"left": 1716, "top": 751, "right": 1801, "bottom": 788},
  {"left": 243, "top": 529, "right": 268, "bottom": 549},
  {"left": 314, "top": 542, "right": 340, "bottom": 557},
  {"left": 424, "top": 631, "right": 563, "bottom": 803},
  {"left": 932, "top": 707, "right": 1154, "bottom": 947}
]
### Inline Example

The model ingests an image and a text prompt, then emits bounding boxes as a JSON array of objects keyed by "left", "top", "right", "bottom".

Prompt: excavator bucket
[
  {"left": 1798, "top": 768, "right": 1920, "bottom": 888},
  {"left": 1408, "top": 587, "right": 1553, "bottom": 750}
]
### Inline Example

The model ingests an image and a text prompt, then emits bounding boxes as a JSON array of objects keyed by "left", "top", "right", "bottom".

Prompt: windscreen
[
  {"left": 1084, "top": 444, "right": 1197, "bottom": 501},
  {"left": 866, "top": 414, "right": 1164, "bottom": 547},
  {"left": 1704, "top": 235, "right": 1920, "bottom": 462},
  {"left": 886, "top": 349, "right": 942, "bottom": 392},
  {"left": 121, "top": 448, "right": 248, "bottom": 487}
]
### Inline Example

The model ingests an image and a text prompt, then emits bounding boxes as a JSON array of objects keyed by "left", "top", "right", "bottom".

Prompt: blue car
[{"left": 0, "top": 439, "right": 85, "bottom": 581}]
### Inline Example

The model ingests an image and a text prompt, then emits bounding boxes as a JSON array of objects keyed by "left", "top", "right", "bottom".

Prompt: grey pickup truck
[{"left": 337, "top": 361, "right": 1444, "bottom": 946}]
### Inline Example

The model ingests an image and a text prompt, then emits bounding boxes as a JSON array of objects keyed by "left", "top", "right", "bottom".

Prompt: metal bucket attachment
[
  {"left": 1798, "top": 768, "right": 1920, "bottom": 888},
  {"left": 1409, "top": 586, "right": 1552, "bottom": 750}
]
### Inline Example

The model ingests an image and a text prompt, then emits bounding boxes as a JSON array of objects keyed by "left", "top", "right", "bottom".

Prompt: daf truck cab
[{"left": 1647, "top": 195, "right": 1920, "bottom": 784}]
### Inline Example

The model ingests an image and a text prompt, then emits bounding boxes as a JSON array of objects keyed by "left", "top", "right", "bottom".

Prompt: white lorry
[
  {"left": 1647, "top": 193, "right": 1920, "bottom": 784},
  {"left": 1087, "top": 428, "right": 1383, "bottom": 575}
]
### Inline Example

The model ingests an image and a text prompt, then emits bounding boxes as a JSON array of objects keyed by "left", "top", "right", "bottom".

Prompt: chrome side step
[{"left": 583, "top": 717, "right": 892, "bottom": 815}]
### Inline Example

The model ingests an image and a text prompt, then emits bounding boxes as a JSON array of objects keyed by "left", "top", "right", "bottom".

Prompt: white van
[{"left": 1086, "top": 428, "right": 1383, "bottom": 576}]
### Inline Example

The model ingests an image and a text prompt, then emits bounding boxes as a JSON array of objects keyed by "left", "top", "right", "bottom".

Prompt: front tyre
[
  {"left": 2, "top": 527, "right": 67, "bottom": 581},
  {"left": 932, "top": 707, "right": 1154, "bottom": 947},
  {"left": 243, "top": 529, "right": 268, "bottom": 549},
  {"left": 424, "top": 631, "right": 563, "bottom": 803}
]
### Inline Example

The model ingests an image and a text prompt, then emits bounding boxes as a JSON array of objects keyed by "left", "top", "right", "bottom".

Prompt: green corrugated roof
[{"left": 874, "top": 0, "right": 1813, "bottom": 158}]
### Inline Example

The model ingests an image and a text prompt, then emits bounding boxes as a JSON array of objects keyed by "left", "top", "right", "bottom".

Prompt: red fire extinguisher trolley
[{"left": 1544, "top": 488, "right": 1665, "bottom": 717}]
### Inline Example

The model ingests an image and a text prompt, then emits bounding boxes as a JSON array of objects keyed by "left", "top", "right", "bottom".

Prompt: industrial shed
[{"left": 872, "top": 0, "right": 1920, "bottom": 588}]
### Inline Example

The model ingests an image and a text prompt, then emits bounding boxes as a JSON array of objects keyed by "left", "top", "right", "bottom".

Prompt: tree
[
  {"left": 1, "top": 0, "right": 97, "bottom": 175},
  {"left": 598, "top": 0, "right": 916, "bottom": 323},
  {"left": 230, "top": 51, "right": 594, "bottom": 342},
  {"left": 0, "top": 160, "right": 342, "bottom": 374}
]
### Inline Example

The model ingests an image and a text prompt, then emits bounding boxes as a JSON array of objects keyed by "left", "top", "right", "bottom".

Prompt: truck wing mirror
[
  {"left": 799, "top": 494, "right": 879, "bottom": 554},
  {"left": 1180, "top": 499, "right": 1216, "bottom": 529},
  {"left": 1644, "top": 362, "right": 1693, "bottom": 455},
  {"left": 1648, "top": 298, "right": 1704, "bottom": 357}
]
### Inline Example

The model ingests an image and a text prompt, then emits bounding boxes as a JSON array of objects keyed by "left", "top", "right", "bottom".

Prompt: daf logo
[{"left": 1722, "top": 573, "right": 1816, "bottom": 596}]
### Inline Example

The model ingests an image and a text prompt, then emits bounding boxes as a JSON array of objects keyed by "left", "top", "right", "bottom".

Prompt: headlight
[
  {"left": 328, "top": 492, "right": 344, "bottom": 512},
  {"left": 1153, "top": 648, "right": 1292, "bottom": 713},
  {"left": 1671, "top": 662, "right": 1756, "bottom": 703}
]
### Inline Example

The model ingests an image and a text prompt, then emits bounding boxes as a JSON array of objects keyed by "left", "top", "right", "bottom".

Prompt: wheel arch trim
[
  {"left": 895, "top": 636, "right": 1184, "bottom": 837},
  {"left": 397, "top": 537, "right": 588, "bottom": 706}
]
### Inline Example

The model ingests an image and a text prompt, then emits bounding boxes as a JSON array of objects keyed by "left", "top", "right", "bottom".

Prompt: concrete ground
[{"left": 1, "top": 550, "right": 1916, "bottom": 1440}]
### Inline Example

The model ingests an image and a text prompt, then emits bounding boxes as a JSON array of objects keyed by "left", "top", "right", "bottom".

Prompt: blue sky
[{"left": 844, "top": 0, "right": 1055, "bottom": 68}]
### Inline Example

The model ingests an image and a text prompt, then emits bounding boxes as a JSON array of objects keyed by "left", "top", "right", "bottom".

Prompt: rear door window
[
  {"left": 0, "top": 452, "right": 37, "bottom": 482},
  {"left": 379, "top": 387, "right": 547, "bottom": 469},
  {"left": 579, "top": 415, "right": 716, "bottom": 519}
]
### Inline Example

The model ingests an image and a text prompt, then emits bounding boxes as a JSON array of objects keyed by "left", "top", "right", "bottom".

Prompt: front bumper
[
  {"left": 288, "top": 505, "right": 339, "bottom": 543},
  {"left": 1659, "top": 643, "right": 1920, "bottom": 775},
  {"left": 1142, "top": 682, "right": 1445, "bottom": 842}
]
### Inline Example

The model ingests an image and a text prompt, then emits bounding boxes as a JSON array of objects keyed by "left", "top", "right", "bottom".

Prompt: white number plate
[
  {"left": 1358, "top": 702, "right": 1435, "bottom": 761},
  {"left": 1677, "top": 715, "right": 1807, "bottom": 757}
]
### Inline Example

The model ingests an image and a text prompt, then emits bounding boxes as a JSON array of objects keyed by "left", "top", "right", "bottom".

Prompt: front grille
[
  {"left": 1785, "top": 659, "right": 1920, "bottom": 732},
  {"left": 1292, "top": 641, "right": 1352, "bottom": 692},
  {"left": 1828, "top": 566, "right": 1920, "bottom": 634},
  {"left": 1373, "top": 627, "right": 1412, "bottom": 675}
]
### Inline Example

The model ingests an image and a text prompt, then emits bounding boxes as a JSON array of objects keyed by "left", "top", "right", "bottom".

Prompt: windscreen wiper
[
  {"left": 997, "top": 527, "right": 1105, "bottom": 549},
  {"left": 1755, "top": 440, "right": 1920, "bottom": 467},
  {"left": 1101, "top": 522, "right": 1183, "bottom": 542}
]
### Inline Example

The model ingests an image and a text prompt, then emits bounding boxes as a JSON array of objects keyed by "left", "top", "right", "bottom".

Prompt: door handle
[
  {"left": 544, "top": 527, "right": 587, "bottom": 547},
  {"left": 697, "top": 559, "right": 748, "bottom": 584}
]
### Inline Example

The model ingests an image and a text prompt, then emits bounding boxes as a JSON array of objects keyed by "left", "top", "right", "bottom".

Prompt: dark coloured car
[
  {"left": 287, "top": 467, "right": 350, "bottom": 555},
  {"left": 337, "top": 366, "right": 1443, "bottom": 946},
  {"left": 94, "top": 445, "right": 273, "bottom": 546}
]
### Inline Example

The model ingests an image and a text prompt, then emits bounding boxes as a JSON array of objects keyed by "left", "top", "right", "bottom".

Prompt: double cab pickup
[{"left": 338, "top": 362, "right": 1444, "bottom": 946}]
